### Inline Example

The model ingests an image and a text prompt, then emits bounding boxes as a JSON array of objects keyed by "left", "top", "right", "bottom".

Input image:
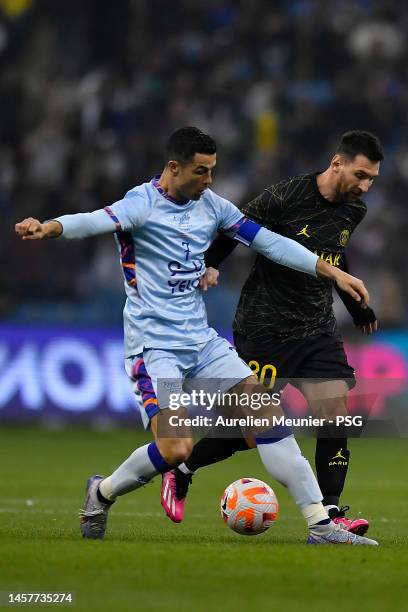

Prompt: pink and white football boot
[
  {"left": 329, "top": 505, "right": 369, "bottom": 536},
  {"left": 161, "top": 469, "right": 192, "bottom": 523}
]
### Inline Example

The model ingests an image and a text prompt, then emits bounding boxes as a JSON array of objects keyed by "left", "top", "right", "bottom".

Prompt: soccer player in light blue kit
[{"left": 15, "top": 127, "right": 378, "bottom": 545}]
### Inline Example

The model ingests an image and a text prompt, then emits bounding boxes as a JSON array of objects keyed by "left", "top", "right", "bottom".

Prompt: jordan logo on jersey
[{"left": 297, "top": 224, "right": 311, "bottom": 238}]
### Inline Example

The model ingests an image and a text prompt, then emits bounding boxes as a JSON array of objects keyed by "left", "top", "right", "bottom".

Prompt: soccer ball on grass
[{"left": 220, "top": 477, "right": 279, "bottom": 535}]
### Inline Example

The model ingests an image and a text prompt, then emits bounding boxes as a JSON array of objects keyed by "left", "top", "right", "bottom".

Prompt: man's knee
[
  {"left": 156, "top": 438, "right": 193, "bottom": 466},
  {"left": 245, "top": 435, "right": 257, "bottom": 449},
  {"left": 302, "top": 381, "right": 349, "bottom": 419},
  {"left": 311, "top": 398, "right": 348, "bottom": 420},
  {"left": 226, "top": 376, "right": 283, "bottom": 438}
]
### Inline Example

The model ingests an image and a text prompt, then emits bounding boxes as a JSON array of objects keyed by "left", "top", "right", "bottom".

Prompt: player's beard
[
  {"left": 335, "top": 187, "right": 362, "bottom": 203},
  {"left": 346, "top": 189, "right": 362, "bottom": 202},
  {"left": 191, "top": 189, "right": 206, "bottom": 200}
]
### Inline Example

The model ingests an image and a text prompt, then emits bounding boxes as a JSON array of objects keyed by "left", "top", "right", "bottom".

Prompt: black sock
[
  {"left": 184, "top": 433, "right": 250, "bottom": 472},
  {"left": 315, "top": 436, "right": 349, "bottom": 508}
]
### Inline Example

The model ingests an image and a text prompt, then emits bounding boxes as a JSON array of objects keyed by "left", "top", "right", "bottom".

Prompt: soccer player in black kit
[{"left": 160, "top": 130, "right": 383, "bottom": 535}]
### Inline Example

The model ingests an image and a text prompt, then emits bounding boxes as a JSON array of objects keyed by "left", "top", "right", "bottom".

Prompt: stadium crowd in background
[{"left": 1, "top": 0, "right": 407, "bottom": 328}]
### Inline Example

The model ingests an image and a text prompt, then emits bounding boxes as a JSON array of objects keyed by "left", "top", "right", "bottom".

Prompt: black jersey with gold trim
[{"left": 233, "top": 173, "right": 367, "bottom": 343}]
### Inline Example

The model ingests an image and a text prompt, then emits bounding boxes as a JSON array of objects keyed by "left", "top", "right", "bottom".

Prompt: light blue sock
[{"left": 105, "top": 443, "right": 171, "bottom": 497}]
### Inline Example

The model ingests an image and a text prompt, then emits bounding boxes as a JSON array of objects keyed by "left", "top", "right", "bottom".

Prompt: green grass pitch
[{"left": 0, "top": 427, "right": 407, "bottom": 611}]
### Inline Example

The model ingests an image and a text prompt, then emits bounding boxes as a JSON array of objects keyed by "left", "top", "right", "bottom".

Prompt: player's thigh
[
  {"left": 297, "top": 334, "right": 354, "bottom": 419},
  {"left": 189, "top": 335, "right": 253, "bottom": 399},
  {"left": 191, "top": 338, "right": 281, "bottom": 437},
  {"left": 144, "top": 349, "right": 194, "bottom": 462},
  {"left": 297, "top": 334, "right": 355, "bottom": 386},
  {"left": 189, "top": 336, "right": 252, "bottom": 387},
  {"left": 130, "top": 349, "right": 193, "bottom": 462},
  {"left": 227, "top": 374, "right": 284, "bottom": 434},
  {"left": 126, "top": 355, "right": 162, "bottom": 430},
  {"left": 232, "top": 335, "right": 298, "bottom": 442},
  {"left": 233, "top": 332, "right": 298, "bottom": 391},
  {"left": 189, "top": 336, "right": 270, "bottom": 412}
]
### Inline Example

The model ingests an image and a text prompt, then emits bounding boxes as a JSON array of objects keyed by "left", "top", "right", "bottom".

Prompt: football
[{"left": 220, "top": 477, "right": 279, "bottom": 535}]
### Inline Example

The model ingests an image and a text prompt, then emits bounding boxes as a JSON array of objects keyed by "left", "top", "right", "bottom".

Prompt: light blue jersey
[
  {"left": 115, "top": 179, "right": 244, "bottom": 356},
  {"left": 59, "top": 178, "right": 243, "bottom": 356},
  {"left": 56, "top": 176, "right": 318, "bottom": 359}
]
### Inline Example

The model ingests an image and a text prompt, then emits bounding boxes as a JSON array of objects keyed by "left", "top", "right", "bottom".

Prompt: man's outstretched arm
[
  {"left": 229, "top": 219, "right": 369, "bottom": 307},
  {"left": 15, "top": 194, "right": 149, "bottom": 241},
  {"left": 15, "top": 217, "right": 64, "bottom": 239},
  {"left": 15, "top": 209, "right": 123, "bottom": 240}
]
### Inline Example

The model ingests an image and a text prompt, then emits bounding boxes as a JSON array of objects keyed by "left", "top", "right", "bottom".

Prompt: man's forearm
[
  {"left": 315, "top": 258, "right": 342, "bottom": 281},
  {"left": 250, "top": 227, "right": 318, "bottom": 276},
  {"left": 316, "top": 259, "right": 369, "bottom": 305},
  {"left": 205, "top": 233, "right": 238, "bottom": 268},
  {"left": 54, "top": 209, "right": 117, "bottom": 239}
]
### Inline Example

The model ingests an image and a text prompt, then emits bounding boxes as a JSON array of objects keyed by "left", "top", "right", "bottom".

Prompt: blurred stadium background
[{"left": 1, "top": 0, "right": 408, "bottom": 423}]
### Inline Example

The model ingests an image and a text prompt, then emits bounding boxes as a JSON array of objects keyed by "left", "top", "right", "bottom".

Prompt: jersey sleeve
[
  {"left": 213, "top": 193, "right": 245, "bottom": 232},
  {"left": 55, "top": 191, "right": 150, "bottom": 239},
  {"left": 106, "top": 191, "right": 151, "bottom": 231}
]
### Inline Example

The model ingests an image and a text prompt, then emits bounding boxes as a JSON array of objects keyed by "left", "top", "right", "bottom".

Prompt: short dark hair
[
  {"left": 166, "top": 127, "right": 216, "bottom": 165},
  {"left": 336, "top": 130, "right": 384, "bottom": 162}
]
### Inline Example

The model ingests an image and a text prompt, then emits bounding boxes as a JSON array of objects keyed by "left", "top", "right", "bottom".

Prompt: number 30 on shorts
[{"left": 248, "top": 360, "right": 277, "bottom": 389}]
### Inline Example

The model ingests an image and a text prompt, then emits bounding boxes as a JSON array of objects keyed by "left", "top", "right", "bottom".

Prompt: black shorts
[{"left": 233, "top": 332, "right": 356, "bottom": 390}]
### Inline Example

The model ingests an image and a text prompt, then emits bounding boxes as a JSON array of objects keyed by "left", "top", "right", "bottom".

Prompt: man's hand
[
  {"left": 199, "top": 267, "right": 219, "bottom": 291},
  {"left": 15, "top": 218, "right": 62, "bottom": 239},
  {"left": 316, "top": 259, "right": 369, "bottom": 307},
  {"left": 334, "top": 270, "right": 369, "bottom": 307},
  {"left": 358, "top": 320, "right": 378, "bottom": 335},
  {"left": 352, "top": 306, "right": 378, "bottom": 335}
]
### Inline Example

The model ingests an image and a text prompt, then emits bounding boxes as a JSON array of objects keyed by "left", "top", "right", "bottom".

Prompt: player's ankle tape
[{"left": 97, "top": 487, "right": 115, "bottom": 505}]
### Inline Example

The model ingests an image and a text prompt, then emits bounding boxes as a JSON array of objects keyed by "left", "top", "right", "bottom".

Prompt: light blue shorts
[{"left": 125, "top": 335, "right": 253, "bottom": 429}]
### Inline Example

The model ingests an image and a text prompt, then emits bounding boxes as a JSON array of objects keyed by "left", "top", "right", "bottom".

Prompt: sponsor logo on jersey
[
  {"left": 339, "top": 229, "right": 350, "bottom": 246},
  {"left": 313, "top": 250, "right": 342, "bottom": 266},
  {"left": 296, "top": 224, "right": 311, "bottom": 238},
  {"left": 172, "top": 211, "right": 191, "bottom": 230}
]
